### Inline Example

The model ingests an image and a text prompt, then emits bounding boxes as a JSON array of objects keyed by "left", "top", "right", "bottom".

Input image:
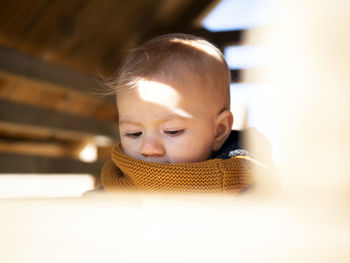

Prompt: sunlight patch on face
[
  {"left": 171, "top": 108, "right": 194, "bottom": 119},
  {"left": 137, "top": 78, "right": 193, "bottom": 119}
]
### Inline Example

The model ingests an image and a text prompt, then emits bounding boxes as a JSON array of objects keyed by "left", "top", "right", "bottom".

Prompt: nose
[{"left": 140, "top": 135, "right": 165, "bottom": 157}]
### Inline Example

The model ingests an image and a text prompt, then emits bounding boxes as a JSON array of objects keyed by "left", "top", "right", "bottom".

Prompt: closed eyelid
[
  {"left": 163, "top": 128, "right": 185, "bottom": 132},
  {"left": 163, "top": 129, "right": 185, "bottom": 136},
  {"left": 124, "top": 131, "right": 143, "bottom": 138}
]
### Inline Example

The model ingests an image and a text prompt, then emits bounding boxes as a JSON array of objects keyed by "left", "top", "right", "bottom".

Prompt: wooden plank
[
  {"left": 59, "top": 0, "right": 135, "bottom": 67},
  {"left": 3, "top": 0, "right": 160, "bottom": 74},
  {"left": 0, "top": 71, "right": 117, "bottom": 121},
  {"left": 0, "top": 46, "right": 105, "bottom": 94},
  {"left": 10, "top": 0, "right": 89, "bottom": 59},
  {"left": 189, "top": 29, "right": 243, "bottom": 49},
  {"left": 0, "top": 0, "right": 219, "bottom": 75},
  {"left": 0, "top": 121, "right": 114, "bottom": 160},
  {"left": 174, "top": 0, "right": 215, "bottom": 28},
  {"left": 0, "top": 139, "right": 113, "bottom": 161},
  {"left": 0, "top": 99, "right": 118, "bottom": 138},
  {"left": 0, "top": 121, "right": 112, "bottom": 143},
  {"left": 139, "top": 1, "right": 216, "bottom": 43},
  {"left": 0, "top": 152, "right": 104, "bottom": 177},
  {"left": 0, "top": 0, "right": 50, "bottom": 46},
  {"left": 230, "top": 69, "right": 241, "bottom": 83},
  {"left": 0, "top": 140, "right": 70, "bottom": 158}
]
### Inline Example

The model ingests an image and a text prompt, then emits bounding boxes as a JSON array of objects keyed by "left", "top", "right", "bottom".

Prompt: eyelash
[
  {"left": 124, "top": 129, "right": 185, "bottom": 138},
  {"left": 164, "top": 129, "right": 185, "bottom": 137},
  {"left": 125, "top": 132, "right": 142, "bottom": 138}
]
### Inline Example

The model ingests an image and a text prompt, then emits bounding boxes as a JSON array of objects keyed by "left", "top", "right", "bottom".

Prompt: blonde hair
[{"left": 106, "top": 33, "right": 231, "bottom": 109}]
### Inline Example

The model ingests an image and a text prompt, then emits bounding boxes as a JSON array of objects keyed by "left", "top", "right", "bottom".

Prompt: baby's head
[{"left": 110, "top": 33, "right": 233, "bottom": 163}]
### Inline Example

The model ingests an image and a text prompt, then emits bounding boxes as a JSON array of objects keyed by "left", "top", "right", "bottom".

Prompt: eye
[
  {"left": 164, "top": 129, "right": 185, "bottom": 137},
  {"left": 125, "top": 131, "right": 143, "bottom": 138}
]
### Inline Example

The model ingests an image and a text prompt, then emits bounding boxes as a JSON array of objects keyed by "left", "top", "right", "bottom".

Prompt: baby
[{"left": 101, "top": 33, "right": 253, "bottom": 193}]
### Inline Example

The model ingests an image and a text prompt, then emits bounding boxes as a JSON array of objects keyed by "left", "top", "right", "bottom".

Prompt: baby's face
[{"left": 117, "top": 75, "right": 217, "bottom": 163}]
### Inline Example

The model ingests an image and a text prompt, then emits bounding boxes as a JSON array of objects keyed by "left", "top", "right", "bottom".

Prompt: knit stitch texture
[{"left": 101, "top": 144, "right": 254, "bottom": 193}]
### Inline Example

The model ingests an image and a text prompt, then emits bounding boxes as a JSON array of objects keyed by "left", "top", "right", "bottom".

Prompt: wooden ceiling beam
[
  {"left": 0, "top": 99, "right": 118, "bottom": 139},
  {"left": 189, "top": 29, "right": 243, "bottom": 49},
  {"left": 139, "top": 0, "right": 215, "bottom": 42},
  {"left": 230, "top": 69, "right": 241, "bottom": 83},
  {"left": 0, "top": 46, "right": 102, "bottom": 95},
  {"left": 175, "top": 0, "right": 215, "bottom": 28},
  {"left": 0, "top": 71, "right": 117, "bottom": 122},
  {"left": 0, "top": 152, "right": 104, "bottom": 177}
]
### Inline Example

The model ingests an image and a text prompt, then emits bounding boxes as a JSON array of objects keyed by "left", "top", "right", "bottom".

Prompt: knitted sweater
[{"left": 101, "top": 131, "right": 254, "bottom": 193}]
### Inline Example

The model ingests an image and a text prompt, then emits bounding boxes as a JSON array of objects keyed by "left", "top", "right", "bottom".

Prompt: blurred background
[{"left": 0, "top": 0, "right": 269, "bottom": 197}]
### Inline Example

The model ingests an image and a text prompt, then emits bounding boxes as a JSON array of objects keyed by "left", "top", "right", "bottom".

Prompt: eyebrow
[{"left": 118, "top": 113, "right": 190, "bottom": 125}]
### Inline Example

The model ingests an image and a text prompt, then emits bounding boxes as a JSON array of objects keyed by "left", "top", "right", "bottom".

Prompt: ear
[{"left": 212, "top": 110, "right": 234, "bottom": 151}]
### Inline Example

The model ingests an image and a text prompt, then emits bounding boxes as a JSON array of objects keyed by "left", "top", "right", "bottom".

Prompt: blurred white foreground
[
  {"left": 0, "top": 174, "right": 95, "bottom": 198},
  {"left": 0, "top": 194, "right": 349, "bottom": 263}
]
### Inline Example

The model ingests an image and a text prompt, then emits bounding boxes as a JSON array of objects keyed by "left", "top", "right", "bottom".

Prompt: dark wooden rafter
[
  {"left": 0, "top": 71, "right": 117, "bottom": 122},
  {"left": 0, "top": 47, "right": 117, "bottom": 122},
  {"left": 138, "top": 0, "right": 215, "bottom": 42},
  {"left": 0, "top": 0, "right": 238, "bottom": 77},
  {"left": 0, "top": 121, "right": 114, "bottom": 160},
  {"left": 190, "top": 29, "right": 243, "bottom": 49},
  {"left": 0, "top": 152, "right": 104, "bottom": 177},
  {"left": 230, "top": 69, "right": 241, "bottom": 83},
  {"left": 172, "top": 0, "right": 215, "bottom": 28},
  {"left": 0, "top": 99, "right": 118, "bottom": 138},
  {"left": 0, "top": 46, "right": 101, "bottom": 94}
]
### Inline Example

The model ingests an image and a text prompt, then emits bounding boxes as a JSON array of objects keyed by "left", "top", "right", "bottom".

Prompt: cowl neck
[{"left": 101, "top": 144, "right": 254, "bottom": 193}]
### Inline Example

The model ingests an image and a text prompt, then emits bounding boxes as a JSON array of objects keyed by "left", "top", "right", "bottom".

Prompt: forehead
[
  {"left": 116, "top": 75, "right": 214, "bottom": 119},
  {"left": 117, "top": 73, "right": 206, "bottom": 101}
]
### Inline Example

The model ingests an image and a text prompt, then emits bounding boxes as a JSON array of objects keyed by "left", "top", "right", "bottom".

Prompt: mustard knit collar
[{"left": 101, "top": 144, "right": 254, "bottom": 193}]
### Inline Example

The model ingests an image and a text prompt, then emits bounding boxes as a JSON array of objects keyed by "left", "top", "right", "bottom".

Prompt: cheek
[
  {"left": 120, "top": 138, "right": 139, "bottom": 158},
  {"left": 165, "top": 131, "right": 215, "bottom": 162}
]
